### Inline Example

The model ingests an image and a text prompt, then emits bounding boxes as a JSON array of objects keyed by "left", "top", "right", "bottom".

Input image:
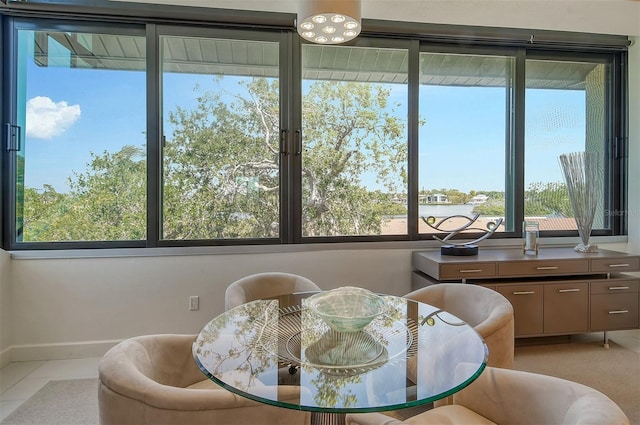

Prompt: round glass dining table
[{"left": 193, "top": 291, "right": 487, "bottom": 425}]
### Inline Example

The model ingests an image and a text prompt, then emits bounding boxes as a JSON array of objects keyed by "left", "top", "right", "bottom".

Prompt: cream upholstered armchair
[
  {"left": 98, "top": 334, "right": 310, "bottom": 425},
  {"left": 404, "top": 283, "right": 514, "bottom": 369},
  {"left": 225, "top": 272, "right": 321, "bottom": 310},
  {"left": 345, "top": 366, "right": 631, "bottom": 425}
]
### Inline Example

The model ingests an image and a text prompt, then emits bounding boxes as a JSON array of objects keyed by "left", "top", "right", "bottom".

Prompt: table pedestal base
[{"left": 311, "top": 412, "right": 346, "bottom": 425}]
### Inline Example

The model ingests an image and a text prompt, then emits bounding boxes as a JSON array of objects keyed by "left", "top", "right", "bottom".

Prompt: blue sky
[
  {"left": 23, "top": 66, "right": 147, "bottom": 190},
  {"left": 20, "top": 32, "right": 586, "bottom": 195},
  {"left": 418, "top": 85, "right": 585, "bottom": 192}
]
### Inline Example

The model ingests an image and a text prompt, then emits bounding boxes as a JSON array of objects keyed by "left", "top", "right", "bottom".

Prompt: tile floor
[{"left": 0, "top": 329, "right": 639, "bottom": 422}]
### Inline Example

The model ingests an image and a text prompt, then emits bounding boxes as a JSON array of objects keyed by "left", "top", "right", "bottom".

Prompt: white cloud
[{"left": 26, "top": 96, "right": 81, "bottom": 140}]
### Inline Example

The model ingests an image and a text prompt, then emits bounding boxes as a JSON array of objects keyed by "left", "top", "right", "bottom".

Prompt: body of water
[{"left": 419, "top": 204, "right": 475, "bottom": 217}]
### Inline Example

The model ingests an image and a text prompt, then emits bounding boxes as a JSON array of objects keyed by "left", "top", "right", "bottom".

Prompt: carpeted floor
[
  {"left": 514, "top": 338, "right": 640, "bottom": 425},
  {"left": 1, "top": 378, "right": 98, "bottom": 425},
  {"left": 2, "top": 339, "right": 638, "bottom": 424}
]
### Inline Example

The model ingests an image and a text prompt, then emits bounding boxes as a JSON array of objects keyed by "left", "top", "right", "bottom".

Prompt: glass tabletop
[{"left": 193, "top": 291, "right": 488, "bottom": 414}]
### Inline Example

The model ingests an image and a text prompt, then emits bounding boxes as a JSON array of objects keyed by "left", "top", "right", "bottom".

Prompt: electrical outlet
[{"left": 189, "top": 296, "right": 199, "bottom": 311}]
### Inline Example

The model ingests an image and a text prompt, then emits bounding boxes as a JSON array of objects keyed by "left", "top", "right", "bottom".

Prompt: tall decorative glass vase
[{"left": 558, "top": 151, "right": 602, "bottom": 253}]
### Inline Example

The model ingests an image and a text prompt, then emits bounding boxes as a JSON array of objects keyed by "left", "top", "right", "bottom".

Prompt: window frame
[
  {"left": 149, "top": 24, "right": 291, "bottom": 248},
  {"left": 2, "top": 16, "right": 149, "bottom": 250},
  {"left": 416, "top": 44, "right": 520, "bottom": 240},
  {"left": 0, "top": 2, "right": 630, "bottom": 251},
  {"left": 523, "top": 50, "right": 622, "bottom": 239},
  {"left": 296, "top": 36, "right": 413, "bottom": 244}
]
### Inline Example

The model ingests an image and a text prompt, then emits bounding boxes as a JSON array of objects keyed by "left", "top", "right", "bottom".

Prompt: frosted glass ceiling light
[{"left": 297, "top": 0, "right": 361, "bottom": 45}]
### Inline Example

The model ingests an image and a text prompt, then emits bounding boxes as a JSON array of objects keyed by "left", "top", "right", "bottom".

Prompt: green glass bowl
[{"left": 306, "top": 286, "right": 387, "bottom": 333}]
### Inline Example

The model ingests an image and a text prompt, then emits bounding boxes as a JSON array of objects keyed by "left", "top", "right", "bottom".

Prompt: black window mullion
[
  {"left": 279, "top": 30, "right": 295, "bottom": 244},
  {"left": 146, "top": 23, "right": 160, "bottom": 247},
  {"left": 2, "top": 15, "right": 17, "bottom": 249},
  {"left": 511, "top": 48, "right": 526, "bottom": 234},
  {"left": 289, "top": 34, "right": 303, "bottom": 244},
  {"left": 612, "top": 52, "right": 627, "bottom": 236},
  {"left": 407, "top": 39, "right": 420, "bottom": 240}
]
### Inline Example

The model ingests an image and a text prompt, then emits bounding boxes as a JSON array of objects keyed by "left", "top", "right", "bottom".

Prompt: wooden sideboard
[{"left": 412, "top": 247, "right": 640, "bottom": 344}]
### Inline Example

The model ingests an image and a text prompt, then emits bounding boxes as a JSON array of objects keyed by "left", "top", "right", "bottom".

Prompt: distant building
[
  {"left": 425, "top": 193, "right": 449, "bottom": 204},
  {"left": 469, "top": 194, "right": 488, "bottom": 205}
]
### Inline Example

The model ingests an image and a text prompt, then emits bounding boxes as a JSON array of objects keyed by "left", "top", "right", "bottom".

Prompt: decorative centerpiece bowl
[{"left": 306, "top": 286, "right": 386, "bottom": 333}]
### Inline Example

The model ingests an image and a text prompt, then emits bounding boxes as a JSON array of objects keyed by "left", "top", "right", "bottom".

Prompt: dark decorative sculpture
[{"left": 421, "top": 214, "right": 503, "bottom": 256}]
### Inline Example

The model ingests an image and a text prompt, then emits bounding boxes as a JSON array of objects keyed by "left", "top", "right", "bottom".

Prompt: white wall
[
  {"left": 1, "top": 1, "right": 638, "bottom": 364},
  {"left": 113, "top": 0, "right": 640, "bottom": 37},
  {"left": 0, "top": 250, "right": 11, "bottom": 366},
  {"left": 4, "top": 239, "right": 631, "bottom": 362},
  {"left": 364, "top": 0, "right": 640, "bottom": 37},
  {"left": 5, "top": 248, "right": 411, "bottom": 362}
]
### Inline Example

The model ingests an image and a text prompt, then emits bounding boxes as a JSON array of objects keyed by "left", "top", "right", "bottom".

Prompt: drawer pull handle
[
  {"left": 558, "top": 288, "right": 580, "bottom": 293},
  {"left": 608, "top": 286, "right": 630, "bottom": 290},
  {"left": 608, "top": 263, "right": 630, "bottom": 268},
  {"left": 608, "top": 310, "right": 629, "bottom": 314},
  {"left": 459, "top": 269, "right": 483, "bottom": 273},
  {"left": 513, "top": 291, "right": 536, "bottom": 295},
  {"left": 536, "top": 266, "right": 559, "bottom": 270}
]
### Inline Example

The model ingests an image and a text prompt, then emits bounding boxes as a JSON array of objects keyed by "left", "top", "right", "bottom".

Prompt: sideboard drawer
[
  {"left": 590, "top": 279, "right": 640, "bottom": 295},
  {"left": 498, "top": 260, "right": 589, "bottom": 277},
  {"left": 440, "top": 263, "right": 496, "bottom": 280},
  {"left": 590, "top": 293, "right": 640, "bottom": 331},
  {"left": 591, "top": 257, "right": 640, "bottom": 273}
]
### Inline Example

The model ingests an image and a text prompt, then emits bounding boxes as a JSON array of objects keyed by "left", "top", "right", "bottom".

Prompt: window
[
  {"left": 524, "top": 57, "right": 612, "bottom": 234},
  {"left": 418, "top": 51, "right": 514, "bottom": 236},
  {"left": 8, "top": 21, "right": 146, "bottom": 245},
  {"left": 0, "top": 7, "right": 628, "bottom": 250},
  {"left": 159, "top": 30, "right": 281, "bottom": 242},
  {"left": 301, "top": 43, "right": 409, "bottom": 238}
]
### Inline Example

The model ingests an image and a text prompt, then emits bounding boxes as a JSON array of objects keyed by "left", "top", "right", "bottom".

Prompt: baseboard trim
[
  {"left": 3, "top": 339, "right": 121, "bottom": 363},
  {"left": 0, "top": 347, "right": 11, "bottom": 368}
]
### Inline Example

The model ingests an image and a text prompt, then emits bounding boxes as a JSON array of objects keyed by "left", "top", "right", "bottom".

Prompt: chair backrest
[
  {"left": 345, "top": 365, "right": 631, "bottom": 425},
  {"left": 454, "top": 366, "right": 631, "bottom": 425},
  {"left": 98, "top": 334, "right": 311, "bottom": 425},
  {"left": 225, "top": 272, "right": 321, "bottom": 310},
  {"left": 99, "top": 334, "right": 203, "bottom": 391},
  {"left": 404, "top": 283, "right": 514, "bottom": 368}
]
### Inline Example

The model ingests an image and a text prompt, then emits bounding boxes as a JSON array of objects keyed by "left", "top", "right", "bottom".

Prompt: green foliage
[
  {"left": 472, "top": 198, "right": 505, "bottom": 216},
  {"left": 22, "top": 146, "right": 146, "bottom": 241},
  {"left": 19, "top": 70, "right": 571, "bottom": 243},
  {"left": 161, "top": 79, "right": 281, "bottom": 240},
  {"left": 525, "top": 181, "right": 571, "bottom": 217},
  {"left": 22, "top": 185, "right": 68, "bottom": 240},
  {"left": 467, "top": 183, "right": 570, "bottom": 217},
  {"left": 301, "top": 81, "right": 407, "bottom": 236},
  {"left": 21, "top": 77, "right": 407, "bottom": 241},
  {"left": 419, "top": 188, "right": 492, "bottom": 205}
]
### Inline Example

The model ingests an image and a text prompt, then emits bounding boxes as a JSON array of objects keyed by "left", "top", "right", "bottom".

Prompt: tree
[
  {"left": 525, "top": 181, "right": 571, "bottom": 217},
  {"left": 162, "top": 77, "right": 407, "bottom": 239},
  {"left": 162, "top": 78, "right": 282, "bottom": 240},
  {"left": 21, "top": 76, "right": 409, "bottom": 242},
  {"left": 22, "top": 185, "right": 68, "bottom": 240},
  {"left": 469, "top": 183, "right": 572, "bottom": 218},
  {"left": 472, "top": 197, "right": 505, "bottom": 216},
  {"left": 301, "top": 81, "right": 407, "bottom": 236},
  {"left": 22, "top": 146, "right": 146, "bottom": 241}
]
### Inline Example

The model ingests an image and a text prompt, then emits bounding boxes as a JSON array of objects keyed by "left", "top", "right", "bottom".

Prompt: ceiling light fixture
[{"left": 296, "top": 0, "right": 362, "bottom": 45}]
